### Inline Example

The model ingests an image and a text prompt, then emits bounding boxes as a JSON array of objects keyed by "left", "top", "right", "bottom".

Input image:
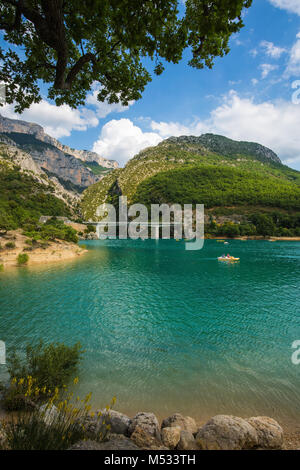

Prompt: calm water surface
[{"left": 0, "top": 239, "right": 300, "bottom": 425}]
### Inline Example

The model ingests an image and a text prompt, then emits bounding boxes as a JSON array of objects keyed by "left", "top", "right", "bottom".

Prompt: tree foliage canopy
[{"left": 0, "top": 0, "right": 252, "bottom": 111}]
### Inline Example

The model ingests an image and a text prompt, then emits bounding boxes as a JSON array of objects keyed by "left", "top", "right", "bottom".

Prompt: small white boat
[{"left": 218, "top": 256, "right": 240, "bottom": 262}]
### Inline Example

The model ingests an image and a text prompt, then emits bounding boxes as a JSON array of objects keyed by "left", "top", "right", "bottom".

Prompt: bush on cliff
[{"left": 17, "top": 253, "right": 29, "bottom": 265}]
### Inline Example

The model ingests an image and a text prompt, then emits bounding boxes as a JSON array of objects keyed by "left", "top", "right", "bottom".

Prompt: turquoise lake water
[{"left": 0, "top": 239, "right": 300, "bottom": 425}]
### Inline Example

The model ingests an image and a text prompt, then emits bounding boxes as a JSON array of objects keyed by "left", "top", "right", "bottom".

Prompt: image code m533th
[{"left": 1, "top": 0, "right": 300, "bottom": 455}]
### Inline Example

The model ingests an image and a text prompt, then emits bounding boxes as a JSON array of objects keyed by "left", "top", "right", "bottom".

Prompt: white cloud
[
  {"left": 284, "top": 33, "right": 300, "bottom": 77},
  {"left": 259, "top": 63, "right": 278, "bottom": 78},
  {"left": 91, "top": 92, "right": 300, "bottom": 169},
  {"left": 268, "top": 0, "right": 300, "bottom": 15},
  {"left": 206, "top": 92, "right": 300, "bottom": 164},
  {"left": 150, "top": 120, "right": 207, "bottom": 138},
  {"left": 92, "top": 119, "right": 163, "bottom": 166},
  {"left": 251, "top": 78, "right": 259, "bottom": 85},
  {"left": 229, "top": 80, "right": 242, "bottom": 86},
  {"left": 150, "top": 91, "right": 300, "bottom": 168},
  {"left": 86, "top": 86, "right": 134, "bottom": 118},
  {"left": 260, "top": 40, "right": 286, "bottom": 58},
  {"left": 1, "top": 100, "right": 99, "bottom": 138},
  {"left": 250, "top": 49, "right": 258, "bottom": 58}
]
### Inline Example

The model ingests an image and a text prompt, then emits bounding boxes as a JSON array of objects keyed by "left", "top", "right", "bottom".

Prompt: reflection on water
[{"left": 0, "top": 239, "right": 300, "bottom": 425}]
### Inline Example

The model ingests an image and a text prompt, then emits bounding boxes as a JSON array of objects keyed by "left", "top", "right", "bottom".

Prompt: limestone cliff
[{"left": 0, "top": 114, "right": 118, "bottom": 190}]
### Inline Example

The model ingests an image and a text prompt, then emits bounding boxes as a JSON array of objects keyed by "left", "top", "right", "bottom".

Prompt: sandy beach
[{"left": 0, "top": 230, "right": 87, "bottom": 268}]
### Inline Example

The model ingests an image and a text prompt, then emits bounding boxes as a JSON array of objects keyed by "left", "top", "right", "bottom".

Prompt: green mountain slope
[
  {"left": 133, "top": 165, "right": 300, "bottom": 210},
  {"left": 0, "top": 158, "right": 73, "bottom": 232},
  {"left": 81, "top": 135, "right": 300, "bottom": 222}
]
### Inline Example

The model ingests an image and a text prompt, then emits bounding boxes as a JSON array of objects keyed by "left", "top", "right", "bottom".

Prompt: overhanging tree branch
[{"left": 0, "top": 0, "right": 253, "bottom": 111}]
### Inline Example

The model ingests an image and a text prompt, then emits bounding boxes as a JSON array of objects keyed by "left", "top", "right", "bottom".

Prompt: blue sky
[{"left": 2, "top": 0, "right": 300, "bottom": 169}]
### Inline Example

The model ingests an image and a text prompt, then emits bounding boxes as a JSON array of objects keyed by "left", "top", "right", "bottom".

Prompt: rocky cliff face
[
  {"left": 0, "top": 114, "right": 118, "bottom": 190},
  {"left": 0, "top": 141, "right": 79, "bottom": 207}
]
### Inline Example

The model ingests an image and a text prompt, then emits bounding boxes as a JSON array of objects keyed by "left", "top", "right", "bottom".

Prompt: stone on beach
[
  {"left": 128, "top": 412, "right": 160, "bottom": 439},
  {"left": 97, "top": 409, "right": 131, "bottom": 436},
  {"left": 39, "top": 404, "right": 59, "bottom": 426},
  {"left": 195, "top": 415, "right": 258, "bottom": 450},
  {"left": 69, "top": 435, "right": 139, "bottom": 450},
  {"left": 161, "top": 413, "right": 197, "bottom": 434},
  {"left": 161, "top": 426, "right": 181, "bottom": 449},
  {"left": 246, "top": 416, "right": 283, "bottom": 449},
  {"left": 130, "top": 425, "right": 167, "bottom": 450},
  {"left": 177, "top": 430, "right": 199, "bottom": 450}
]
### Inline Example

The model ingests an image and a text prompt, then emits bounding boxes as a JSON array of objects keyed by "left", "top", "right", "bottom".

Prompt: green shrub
[
  {"left": 5, "top": 241, "right": 16, "bottom": 249},
  {"left": 17, "top": 253, "right": 29, "bottom": 265},
  {"left": 84, "top": 225, "right": 96, "bottom": 234},
  {"left": 239, "top": 223, "right": 257, "bottom": 236},
  {"left": 1, "top": 382, "right": 115, "bottom": 450},
  {"left": 0, "top": 264, "right": 3, "bottom": 272},
  {"left": 217, "top": 222, "right": 240, "bottom": 238},
  {"left": 1, "top": 341, "right": 83, "bottom": 412},
  {"left": 7, "top": 341, "right": 84, "bottom": 395},
  {"left": 0, "top": 382, "right": 35, "bottom": 412},
  {"left": 250, "top": 214, "right": 276, "bottom": 237},
  {"left": 23, "top": 219, "right": 78, "bottom": 244}
]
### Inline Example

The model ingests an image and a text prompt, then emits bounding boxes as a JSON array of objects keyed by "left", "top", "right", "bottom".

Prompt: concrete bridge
[{"left": 83, "top": 221, "right": 182, "bottom": 240}]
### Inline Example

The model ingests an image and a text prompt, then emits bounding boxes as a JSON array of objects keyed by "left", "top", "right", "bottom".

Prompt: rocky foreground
[{"left": 69, "top": 410, "right": 284, "bottom": 451}]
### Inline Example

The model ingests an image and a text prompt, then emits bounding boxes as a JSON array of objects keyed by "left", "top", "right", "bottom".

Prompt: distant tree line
[{"left": 206, "top": 213, "right": 300, "bottom": 238}]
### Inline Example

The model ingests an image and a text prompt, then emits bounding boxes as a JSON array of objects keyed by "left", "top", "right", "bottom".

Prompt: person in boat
[{"left": 226, "top": 254, "right": 231, "bottom": 258}]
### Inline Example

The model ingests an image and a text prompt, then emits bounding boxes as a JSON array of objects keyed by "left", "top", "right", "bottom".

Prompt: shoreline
[
  {"left": 0, "top": 230, "right": 87, "bottom": 269},
  {"left": 207, "top": 236, "right": 300, "bottom": 241},
  {"left": 1, "top": 403, "right": 299, "bottom": 449}
]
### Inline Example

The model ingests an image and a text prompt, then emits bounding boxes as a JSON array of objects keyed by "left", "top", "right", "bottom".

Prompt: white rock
[
  {"left": 97, "top": 409, "right": 131, "bottom": 435},
  {"left": 161, "top": 413, "right": 197, "bottom": 434},
  {"left": 196, "top": 415, "right": 258, "bottom": 450},
  {"left": 39, "top": 404, "right": 59, "bottom": 426},
  {"left": 161, "top": 426, "right": 181, "bottom": 449},
  {"left": 246, "top": 416, "right": 283, "bottom": 449},
  {"left": 177, "top": 430, "right": 199, "bottom": 450},
  {"left": 128, "top": 412, "right": 160, "bottom": 439}
]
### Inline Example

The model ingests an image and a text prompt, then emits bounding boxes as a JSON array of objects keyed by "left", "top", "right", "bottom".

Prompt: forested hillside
[{"left": 81, "top": 135, "right": 300, "bottom": 237}]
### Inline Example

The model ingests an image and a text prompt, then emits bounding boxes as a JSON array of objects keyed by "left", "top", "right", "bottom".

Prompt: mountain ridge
[
  {"left": 0, "top": 114, "right": 118, "bottom": 191},
  {"left": 81, "top": 134, "right": 299, "bottom": 221},
  {"left": 0, "top": 114, "right": 118, "bottom": 169},
  {"left": 164, "top": 134, "right": 281, "bottom": 164}
]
